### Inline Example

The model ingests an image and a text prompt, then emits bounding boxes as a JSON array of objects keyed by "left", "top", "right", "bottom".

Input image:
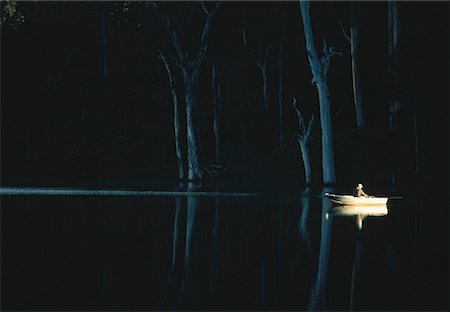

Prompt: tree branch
[
  {"left": 320, "top": 37, "right": 342, "bottom": 77},
  {"left": 161, "top": 50, "right": 182, "bottom": 69},
  {"left": 192, "top": 1, "right": 221, "bottom": 71},
  {"left": 159, "top": 50, "right": 175, "bottom": 84},
  {"left": 157, "top": 2, "right": 186, "bottom": 65},
  {"left": 293, "top": 96, "right": 314, "bottom": 142},
  {"left": 242, "top": 22, "right": 248, "bottom": 47},
  {"left": 337, "top": 18, "right": 351, "bottom": 43},
  {"left": 305, "top": 113, "right": 315, "bottom": 138},
  {"left": 200, "top": 1, "right": 210, "bottom": 16},
  {"left": 264, "top": 44, "right": 273, "bottom": 61},
  {"left": 256, "top": 45, "right": 272, "bottom": 70}
]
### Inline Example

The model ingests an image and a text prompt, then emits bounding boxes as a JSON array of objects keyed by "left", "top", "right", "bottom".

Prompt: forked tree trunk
[
  {"left": 157, "top": 2, "right": 221, "bottom": 181},
  {"left": 300, "top": 0, "right": 337, "bottom": 184}
]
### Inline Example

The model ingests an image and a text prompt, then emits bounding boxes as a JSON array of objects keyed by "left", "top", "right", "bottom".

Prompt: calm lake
[{"left": 1, "top": 187, "right": 447, "bottom": 311}]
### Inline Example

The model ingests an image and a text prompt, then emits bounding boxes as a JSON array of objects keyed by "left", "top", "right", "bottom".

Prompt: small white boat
[{"left": 325, "top": 193, "right": 388, "bottom": 206}]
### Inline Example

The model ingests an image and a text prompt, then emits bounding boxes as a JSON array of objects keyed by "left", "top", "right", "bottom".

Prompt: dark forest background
[{"left": 1, "top": 1, "right": 448, "bottom": 192}]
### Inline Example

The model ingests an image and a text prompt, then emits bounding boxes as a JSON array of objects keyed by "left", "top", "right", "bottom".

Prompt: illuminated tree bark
[{"left": 300, "top": 0, "right": 339, "bottom": 184}]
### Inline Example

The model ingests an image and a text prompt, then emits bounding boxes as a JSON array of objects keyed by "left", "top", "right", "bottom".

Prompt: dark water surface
[{"left": 1, "top": 189, "right": 447, "bottom": 311}]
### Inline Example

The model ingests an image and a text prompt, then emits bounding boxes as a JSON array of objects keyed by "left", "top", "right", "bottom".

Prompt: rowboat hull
[{"left": 325, "top": 193, "right": 388, "bottom": 206}]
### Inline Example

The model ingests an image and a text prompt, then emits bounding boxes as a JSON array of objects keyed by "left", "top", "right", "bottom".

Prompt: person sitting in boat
[{"left": 355, "top": 183, "right": 369, "bottom": 197}]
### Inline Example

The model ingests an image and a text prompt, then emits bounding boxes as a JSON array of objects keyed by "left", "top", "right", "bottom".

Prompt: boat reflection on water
[
  {"left": 309, "top": 192, "right": 389, "bottom": 311},
  {"left": 329, "top": 204, "right": 388, "bottom": 230},
  {"left": 328, "top": 204, "right": 388, "bottom": 310}
]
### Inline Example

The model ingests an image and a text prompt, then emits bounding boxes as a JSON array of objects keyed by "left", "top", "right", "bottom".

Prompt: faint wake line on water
[{"left": 0, "top": 187, "right": 261, "bottom": 197}]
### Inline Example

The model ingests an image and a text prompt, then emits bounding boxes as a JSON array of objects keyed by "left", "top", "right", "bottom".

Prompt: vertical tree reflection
[
  {"left": 350, "top": 230, "right": 364, "bottom": 311},
  {"left": 182, "top": 182, "right": 201, "bottom": 303},
  {"left": 167, "top": 183, "right": 185, "bottom": 305},
  {"left": 209, "top": 196, "right": 220, "bottom": 296},
  {"left": 308, "top": 187, "right": 334, "bottom": 311},
  {"left": 298, "top": 187, "right": 312, "bottom": 254}
]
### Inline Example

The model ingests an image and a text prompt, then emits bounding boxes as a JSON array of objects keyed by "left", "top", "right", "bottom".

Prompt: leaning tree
[{"left": 299, "top": 0, "right": 339, "bottom": 184}]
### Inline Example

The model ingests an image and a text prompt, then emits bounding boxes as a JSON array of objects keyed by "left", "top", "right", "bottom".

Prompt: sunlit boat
[{"left": 325, "top": 193, "right": 388, "bottom": 206}]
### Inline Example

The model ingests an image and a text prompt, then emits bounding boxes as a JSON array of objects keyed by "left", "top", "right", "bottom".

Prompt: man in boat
[{"left": 355, "top": 183, "right": 369, "bottom": 197}]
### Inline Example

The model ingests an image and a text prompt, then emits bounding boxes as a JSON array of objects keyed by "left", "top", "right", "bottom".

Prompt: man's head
[{"left": 357, "top": 183, "right": 363, "bottom": 189}]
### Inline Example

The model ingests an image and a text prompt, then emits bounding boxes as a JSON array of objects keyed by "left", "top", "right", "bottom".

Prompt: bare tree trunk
[
  {"left": 388, "top": 0, "right": 399, "bottom": 129},
  {"left": 156, "top": 56, "right": 167, "bottom": 160},
  {"left": 387, "top": 0, "right": 400, "bottom": 187},
  {"left": 293, "top": 96, "right": 315, "bottom": 185},
  {"left": 256, "top": 46, "right": 272, "bottom": 110},
  {"left": 184, "top": 72, "right": 203, "bottom": 181},
  {"left": 278, "top": 17, "right": 285, "bottom": 150},
  {"left": 317, "top": 84, "right": 336, "bottom": 184},
  {"left": 212, "top": 64, "right": 221, "bottom": 162},
  {"left": 300, "top": 0, "right": 338, "bottom": 184},
  {"left": 161, "top": 53, "right": 186, "bottom": 180},
  {"left": 101, "top": 2, "right": 109, "bottom": 137},
  {"left": 240, "top": 100, "right": 246, "bottom": 160},
  {"left": 157, "top": 2, "right": 221, "bottom": 181},
  {"left": 412, "top": 99, "right": 420, "bottom": 176},
  {"left": 242, "top": 22, "right": 248, "bottom": 47},
  {"left": 300, "top": 141, "right": 312, "bottom": 184},
  {"left": 349, "top": 3, "right": 364, "bottom": 129},
  {"left": 340, "top": 4, "right": 365, "bottom": 129}
]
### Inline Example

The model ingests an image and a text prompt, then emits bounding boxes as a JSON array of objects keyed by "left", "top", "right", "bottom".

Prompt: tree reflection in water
[{"left": 308, "top": 187, "right": 334, "bottom": 311}]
